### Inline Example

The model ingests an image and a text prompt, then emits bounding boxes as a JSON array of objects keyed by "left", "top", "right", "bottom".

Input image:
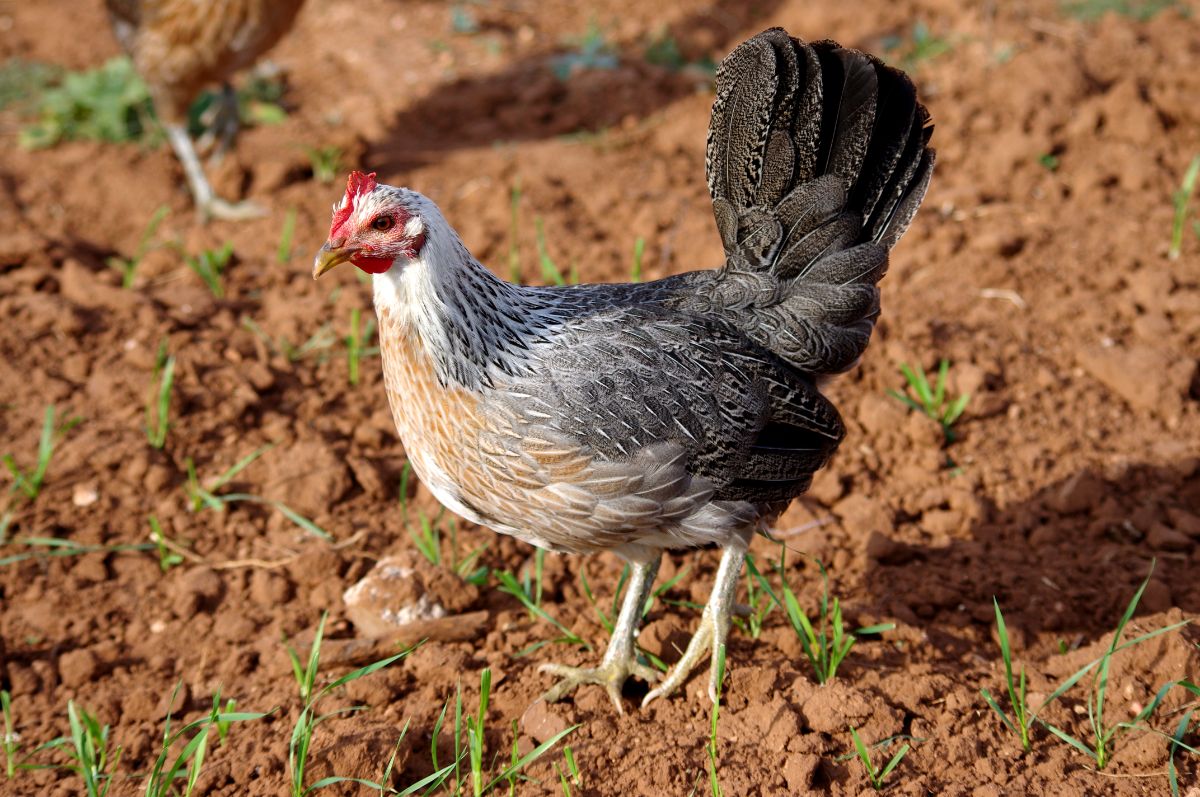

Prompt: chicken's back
[{"left": 106, "top": 0, "right": 305, "bottom": 122}]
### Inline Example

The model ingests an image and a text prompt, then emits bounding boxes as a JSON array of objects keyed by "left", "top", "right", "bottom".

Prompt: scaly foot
[
  {"left": 540, "top": 656, "right": 661, "bottom": 714},
  {"left": 641, "top": 606, "right": 726, "bottom": 707},
  {"left": 642, "top": 543, "right": 746, "bottom": 707}
]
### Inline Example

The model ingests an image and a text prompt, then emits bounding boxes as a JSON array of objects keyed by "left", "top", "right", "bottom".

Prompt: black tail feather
[{"left": 702, "top": 28, "right": 934, "bottom": 375}]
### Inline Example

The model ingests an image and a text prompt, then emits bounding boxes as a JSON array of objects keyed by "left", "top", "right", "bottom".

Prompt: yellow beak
[{"left": 313, "top": 242, "right": 358, "bottom": 279}]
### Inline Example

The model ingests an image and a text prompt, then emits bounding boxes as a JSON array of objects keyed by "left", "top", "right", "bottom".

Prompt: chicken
[
  {"left": 313, "top": 28, "right": 934, "bottom": 710},
  {"left": 106, "top": 0, "right": 306, "bottom": 220}
]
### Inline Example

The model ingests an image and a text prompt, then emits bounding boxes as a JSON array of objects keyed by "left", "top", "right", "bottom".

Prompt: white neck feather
[{"left": 371, "top": 194, "right": 535, "bottom": 389}]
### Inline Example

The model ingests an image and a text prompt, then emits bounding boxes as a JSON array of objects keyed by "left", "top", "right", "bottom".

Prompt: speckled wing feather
[{"left": 490, "top": 301, "right": 844, "bottom": 529}]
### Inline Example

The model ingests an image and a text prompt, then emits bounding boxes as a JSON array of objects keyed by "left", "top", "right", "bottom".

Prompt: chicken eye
[{"left": 371, "top": 216, "right": 394, "bottom": 232}]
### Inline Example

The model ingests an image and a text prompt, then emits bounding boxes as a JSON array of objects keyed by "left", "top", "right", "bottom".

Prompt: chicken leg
[
  {"left": 642, "top": 541, "right": 746, "bottom": 706},
  {"left": 165, "top": 122, "right": 265, "bottom": 221},
  {"left": 540, "top": 552, "right": 662, "bottom": 713}
]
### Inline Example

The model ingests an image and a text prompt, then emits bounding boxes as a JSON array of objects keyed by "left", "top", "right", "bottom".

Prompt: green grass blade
[
  {"left": 1169, "top": 707, "right": 1196, "bottom": 797},
  {"left": 934, "top": 359, "right": 949, "bottom": 409},
  {"left": 848, "top": 726, "right": 877, "bottom": 786},
  {"left": 981, "top": 688, "right": 1019, "bottom": 736},
  {"left": 484, "top": 725, "right": 578, "bottom": 793},
  {"left": 1040, "top": 720, "right": 1094, "bottom": 758},
  {"left": 1169, "top": 154, "right": 1200, "bottom": 260},
  {"left": 878, "top": 743, "right": 910, "bottom": 781},
  {"left": 944, "top": 393, "right": 971, "bottom": 426}
]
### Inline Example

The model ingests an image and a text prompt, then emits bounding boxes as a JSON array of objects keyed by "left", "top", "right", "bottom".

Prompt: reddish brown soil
[{"left": 2, "top": 1, "right": 1199, "bottom": 795}]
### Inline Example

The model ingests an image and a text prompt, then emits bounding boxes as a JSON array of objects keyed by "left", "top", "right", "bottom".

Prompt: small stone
[
  {"left": 58, "top": 648, "right": 99, "bottom": 688},
  {"left": 59, "top": 259, "right": 137, "bottom": 312},
  {"left": 347, "top": 457, "right": 388, "bottom": 496},
  {"left": 212, "top": 611, "right": 257, "bottom": 640},
  {"left": 343, "top": 553, "right": 478, "bottom": 639},
  {"left": 800, "top": 682, "right": 873, "bottom": 733},
  {"left": 1046, "top": 470, "right": 1104, "bottom": 515},
  {"left": 1146, "top": 523, "right": 1191, "bottom": 552},
  {"left": 949, "top": 362, "right": 987, "bottom": 398},
  {"left": 520, "top": 699, "right": 570, "bottom": 745},
  {"left": 71, "top": 482, "right": 99, "bottom": 507},
  {"left": 920, "top": 508, "right": 964, "bottom": 536}
]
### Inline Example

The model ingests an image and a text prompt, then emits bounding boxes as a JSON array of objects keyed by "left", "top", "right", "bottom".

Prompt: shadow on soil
[
  {"left": 368, "top": 0, "right": 783, "bottom": 173},
  {"left": 863, "top": 459, "right": 1200, "bottom": 650}
]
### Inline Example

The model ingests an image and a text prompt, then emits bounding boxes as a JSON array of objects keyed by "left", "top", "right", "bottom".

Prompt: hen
[
  {"left": 106, "top": 0, "right": 305, "bottom": 219},
  {"left": 314, "top": 28, "right": 934, "bottom": 710}
]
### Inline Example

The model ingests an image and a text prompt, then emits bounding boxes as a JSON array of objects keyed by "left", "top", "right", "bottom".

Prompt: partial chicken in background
[
  {"left": 313, "top": 28, "right": 934, "bottom": 711},
  {"left": 105, "top": 0, "right": 306, "bottom": 220}
]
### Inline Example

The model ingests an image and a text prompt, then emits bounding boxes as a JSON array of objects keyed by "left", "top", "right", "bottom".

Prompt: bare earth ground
[{"left": 1, "top": 0, "right": 1199, "bottom": 794}]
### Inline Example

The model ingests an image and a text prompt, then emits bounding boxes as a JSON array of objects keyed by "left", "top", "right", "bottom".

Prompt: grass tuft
[
  {"left": 733, "top": 555, "right": 774, "bottom": 640},
  {"left": 147, "top": 515, "right": 184, "bottom": 573},
  {"left": 346, "top": 307, "right": 378, "bottom": 386},
  {"left": 630, "top": 237, "right": 645, "bottom": 283},
  {"left": 285, "top": 612, "right": 421, "bottom": 795},
  {"left": 534, "top": 218, "right": 578, "bottom": 286},
  {"left": 888, "top": 359, "right": 971, "bottom": 444},
  {"left": 3, "top": 404, "right": 81, "bottom": 502},
  {"left": 551, "top": 22, "right": 618, "bottom": 80},
  {"left": 20, "top": 56, "right": 154, "bottom": 148},
  {"left": 277, "top": 206, "right": 298, "bottom": 264},
  {"left": 748, "top": 546, "right": 894, "bottom": 684},
  {"left": 242, "top": 316, "right": 339, "bottom": 364},
  {"left": 436, "top": 668, "right": 577, "bottom": 796},
  {"left": 1037, "top": 563, "right": 1194, "bottom": 769},
  {"left": 495, "top": 568, "right": 590, "bottom": 655},
  {"left": 184, "top": 242, "right": 234, "bottom": 298},
  {"left": 982, "top": 563, "right": 1196, "bottom": 777},
  {"left": 849, "top": 726, "right": 910, "bottom": 791},
  {"left": 2, "top": 690, "right": 18, "bottom": 779},
  {"left": 1061, "top": 0, "right": 1183, "bottom": 21},
  {"left": 980, "top": 598, "right": 1032, "bottom": 752},
  {"left": 45, "top": 702, "right": 122, "bottom": 797},
  {"left": 0, "top": 537, "right": 154, "bottom": 568},
  {"left": 144, "top": 339, "right": 176, "bottom": 450},
  {"left": 306, "top": 146, "right": 343, "bottom": 185},
  {"left": 883, "top": 22, "right": 952, "bottom": 73},
  {"left": 508, "top": 180, "right": 523, "bottom": 283},
  {"left": 143, "top": 684, "right": 268, "bottom": 797}
]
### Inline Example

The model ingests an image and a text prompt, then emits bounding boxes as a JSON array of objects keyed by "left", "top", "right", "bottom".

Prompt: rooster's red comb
[{"left": 330, "top": 171, "right": 379, "bottom": 238}]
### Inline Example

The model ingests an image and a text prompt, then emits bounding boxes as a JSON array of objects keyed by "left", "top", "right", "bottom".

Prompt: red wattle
[{"left": 352, "top": 255, "right": 394, "bottom": 274}]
